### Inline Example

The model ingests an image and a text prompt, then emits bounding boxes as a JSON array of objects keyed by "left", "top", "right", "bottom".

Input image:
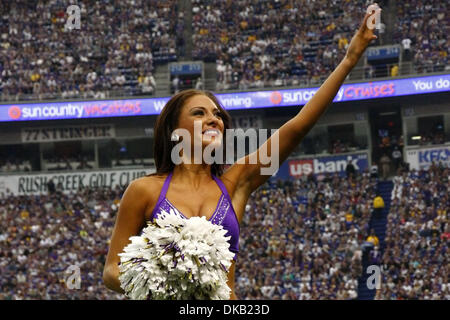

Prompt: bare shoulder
[
  {"left": 128, "top": 174, "right": 168, "bottom": 219},
  {"left": 132, "top": 174, "right": 166, "bottom": 190},
  {"left": 127, "top": 174, "right": 166, "bottom": 198}
]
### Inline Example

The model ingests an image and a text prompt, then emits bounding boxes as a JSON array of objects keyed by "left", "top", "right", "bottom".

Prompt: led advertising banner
[{"left": 1, "top": 74, "right": 449, "bottom": 122}]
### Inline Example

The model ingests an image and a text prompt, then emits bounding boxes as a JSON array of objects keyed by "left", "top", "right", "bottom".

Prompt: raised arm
[{"left": 228, "top": 8, "right": 379, "bottom": 193}]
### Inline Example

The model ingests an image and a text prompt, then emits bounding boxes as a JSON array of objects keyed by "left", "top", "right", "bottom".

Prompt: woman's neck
[{"left": 172, "top": 164, "right": 213, "bottom": 190}]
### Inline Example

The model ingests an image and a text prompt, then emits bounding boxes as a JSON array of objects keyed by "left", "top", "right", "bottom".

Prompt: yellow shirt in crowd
[
  {"left": 366, "top": 235, "right": 379, "bottom": 247},
  {"left": 21, "top": 210, "right": 29, "bottom": 219},
  {"left": 373, "top": 196, "right": 385, "bottom": 209},
  {"left": 345, "top": 212, "right": 353, "bottom": 222},
  {"left": 391, "top": 65, "right": 399, "bottom": 77},
  {"left": 338, "top": 37, "right": 348, "bottom": 50},
  {"left": 326, "top": 23, "right": 336, "bottom": 32}
]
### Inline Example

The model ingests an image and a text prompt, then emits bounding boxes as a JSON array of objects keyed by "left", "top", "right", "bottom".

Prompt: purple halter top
[{"left": 149, "top": 172, "right": 240, "bottom": 261}]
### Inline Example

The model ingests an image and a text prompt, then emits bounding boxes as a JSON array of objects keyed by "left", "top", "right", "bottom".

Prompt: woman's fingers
[{"left": 360, "top": 12, "right": 372, "bottom": 33}]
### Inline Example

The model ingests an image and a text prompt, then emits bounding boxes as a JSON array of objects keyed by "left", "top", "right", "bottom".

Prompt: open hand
[{"left": 345, "top": 4, "right": 380, "bottom": 66}]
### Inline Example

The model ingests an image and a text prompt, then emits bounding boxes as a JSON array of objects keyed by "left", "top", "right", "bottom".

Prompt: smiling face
[
  {"left": 177, "top": 94, "right": 225, "bottom": 150},
  {"left": 152, "top": 89, "right": 232, "bottom": 176}
]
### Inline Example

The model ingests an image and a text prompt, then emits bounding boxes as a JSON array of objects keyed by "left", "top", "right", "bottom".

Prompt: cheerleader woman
[{"left": 103, "top": 7, "right": 379, "bottom": 300}]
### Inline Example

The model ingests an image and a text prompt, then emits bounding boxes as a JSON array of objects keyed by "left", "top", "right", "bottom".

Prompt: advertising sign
[
  {"left": 21, "top": 124, "right": 115, "bottom": 143},
  {"left": 1, "top": 74, "right": 449, "bottom": 122},
  {"left": 273, "top": 152, "right": 369, "bottom": 180},
  {"left": 406, "top": 146, "right": 450, "bottom": 170},
  {"left": 0, "top": 168, "right": 155, "bottom": 196}
]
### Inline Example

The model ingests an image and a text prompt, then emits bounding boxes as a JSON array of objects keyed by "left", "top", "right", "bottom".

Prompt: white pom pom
[{"left": 118, "top": 208, "right": 234, "bottom": 300}]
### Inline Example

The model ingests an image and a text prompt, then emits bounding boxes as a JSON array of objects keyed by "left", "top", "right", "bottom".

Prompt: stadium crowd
[
  {"left": 0, "top": 162, "right": 449, "bottom": 299},
  {"left": 192, "top": 0, "right": 380, "bottom": 91},
  {"left": 295, "top": 138, "right": 363, "bottom": 157},
  {"left": 0, "top": 185, "right": 125, "bottom": 299},
  {"left": 393, "top": 0, "right": 449, "bottom": 73},
  {"left": 0, "top": 0, "right": 179, "bottom": 101},
  {"left": 1, "top": 169, "right": 377, "bottom": 300},
  {"left": 0, "top": 0, "right": 446, "bottom": 100},
  {"left": 235, "top": 171, "right": 378, "bottom": 299},
  {"left": 417, "top": 131, "right": 446, "bottom": 146},
  {"left": 0, "top": 159, "right": 32, "bottom": 173},
  {"left": 376, "top": 163, "right": 449, "bottom": 299},
  {"left": 44, "top": 155, "right": 95, "bottom": 171}
]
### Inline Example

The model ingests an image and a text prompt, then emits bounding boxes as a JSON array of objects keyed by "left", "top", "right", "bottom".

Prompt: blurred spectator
[
  {"left": 392, "top": 146, "right": 402, "bottom": 172},
  {"left": 195, "top": 78, "right": 203, "bottom": 90},
  {"left": 76, "top": 157, "right": 93, "bottom": 170},
  {"left": 366, "top": 229, "right": 380, "bottom": 247},
  {"left": 372, "top": 193, "right": 385, "bottom": 220},
  {"left": 369, "top": 245, "right": 382, "bottom": 265},
  {"left": 390, "top": 65, "right": 399, "bottom": 77},
  {"left": 47, "top": 179, "right": 56, "bottom": 195},
  {"left": 402, "top": 37, "right": 412, "bottom": 61},
  {"left": 380, "top": 154, "right": 392, "bottom": 180},
  {"left": 370, "top": 163, "right": 379, "bottom": 179},
  {"left": 138, "top": 73, "right": 156, "bottom": 95},
  {"left": 172, "top": 76, "right": 180, "bottom": 94},
  {"left": 345, "top": 160, "right": 356, "bottom": 179},
  {"left": 365, "top": 65, "right": 375, "bottom": 79},
  {"left": 377, "top": 22, "right": 386, "bottom": 45}
]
